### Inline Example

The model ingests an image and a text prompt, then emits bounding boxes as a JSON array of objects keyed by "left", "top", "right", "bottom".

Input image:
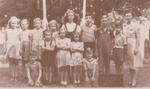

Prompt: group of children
[
  {"left": 0, "top": 8, "right": 147, "bottom": 87},
  {"left": 0, "top": 9, "right": 98, "bottom": 87}
]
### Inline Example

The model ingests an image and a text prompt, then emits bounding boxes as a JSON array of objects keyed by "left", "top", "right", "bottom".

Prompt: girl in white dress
[
  {"left": 71, "top": 32, "right": 84, "bottom": 84},
  {"left": 5, "top": 16, "right": 22, "bottom": 80},
  {"left": 56, "top": 29, "right": 71, "bottom": 86}
]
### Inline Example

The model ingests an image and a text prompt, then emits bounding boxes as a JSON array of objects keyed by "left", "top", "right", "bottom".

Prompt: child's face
[
  {"left": 85, "top": 16, "right": 93, "bottom": 23},
  {"left": 30, "top": 57, "right": 36, "bottom": 63},
  {"left": 34, "top": 20, "right": 41, "bottom": 29},
  {"left": 10, "top": 20, "right": 18, "bottom": 29},
  {"left": 125, "top": 13, "right": 132, "bottom": 21},
  {"left": 116, "top": 27, "right": 121, "bottom": 31},
  {"left": 86, "top": 53, "right": 93, "bottom": 59},
  {"left": 50, "top": 24, "right": 57, "bottom": 31},
  {"left": 45, "top": 35, "right": 51, "bottom": 40},
  {"left": 85, "top": 48, "right": 93, "bottom": 59},
  {"left": 59, "top": 32, "right": 66, "bottom": 38},
  {"left": 67, "top": 13, "right": 74, "bottom": 22},
  {"left": 73, "top": 35, "right": 80, "bottom": 41},
  {"left": 21, "top": 21, "right": 29, "bottom": 30}
]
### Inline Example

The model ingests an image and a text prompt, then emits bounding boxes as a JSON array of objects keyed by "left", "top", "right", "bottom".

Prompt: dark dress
[
  {"left": 41, "top": 40, "right": 55, "bottom": 67},
  {"left": 65, "top": 23, "right": 78, "bottom": 40}
]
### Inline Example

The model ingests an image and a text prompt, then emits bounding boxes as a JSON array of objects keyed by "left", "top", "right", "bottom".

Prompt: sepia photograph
[{"left": 0, "top": 0, "right": 150, "bottom": 88}]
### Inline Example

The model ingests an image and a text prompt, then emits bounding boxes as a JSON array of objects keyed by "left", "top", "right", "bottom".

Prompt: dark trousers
[
  {"left": 112, "top": 48, "right": 124, "bottom": 74},
  {"left": 101, "top": 49, "right": 110, "bottom": 74}
]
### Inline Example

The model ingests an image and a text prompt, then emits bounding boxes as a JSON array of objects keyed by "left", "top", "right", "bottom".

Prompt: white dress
[
  {"left": 125, "top": 23, "right": 142, "bottom": 69},
  {"left": 5, "top": 28, "right": 22, "bottom": 59},
  {"left": 70, "top": 41, "right": 84, "bottom": 66}
]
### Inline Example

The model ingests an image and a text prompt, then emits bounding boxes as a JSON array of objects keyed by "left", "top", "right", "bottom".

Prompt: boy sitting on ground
[{"left": 26, "top": 52, "right": 42, "bottom": 87}]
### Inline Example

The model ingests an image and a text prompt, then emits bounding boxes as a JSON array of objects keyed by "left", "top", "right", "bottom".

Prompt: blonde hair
[
  {"left": 7, "top": 16, "right": 20, "bottom": 29},
  {"left": 48, "top": 20, "right": 60, "bottom": 30}
]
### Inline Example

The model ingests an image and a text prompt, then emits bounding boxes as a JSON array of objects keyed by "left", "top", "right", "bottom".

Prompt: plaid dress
[
  {"left": 56, "top": 37, "right": 71, "bottom": 68},
  {"left": 30, "top": 28, "right": 44, "bottom": 60}
]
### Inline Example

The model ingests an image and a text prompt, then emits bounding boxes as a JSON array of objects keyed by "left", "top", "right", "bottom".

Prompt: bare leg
[
  {"left": 46, "top": 66, "right": 49, "bottom": 82},
  {"left": 129, "top": 69, "right": 133, "bottom": 85},
  {"left": 17, "top": 60, "right": 23, "bottom": 80},
  {"left": 116, "top": 63, "right": 123, "bottom": 74},
  {"left": 14, "top": 63, "right": 18, "bottom": 81},
  {"left": 60, "top": 70, "right": 63, "bottom": 85},
  {"left": 49, "top": 67, "right": 52, "bottom": 83},
  {"left": 77, "top": 67, "right": 81, "bottom": 84},
  {"left": 131, "top": 69, "right": 137, "bottom": 86},
  {"left": 64, "top": 69, "right": 68, "bottom": 85},
  {"left": 42, "top": 67, "right": 46, "bottom": 83},
  {"left": 9, "top": 63, "right": 14, "bottom": 80}
]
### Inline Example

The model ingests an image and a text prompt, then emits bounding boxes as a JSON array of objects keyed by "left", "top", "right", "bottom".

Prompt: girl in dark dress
[{"left": 41, "top": 31, "right": 55, "bottom": 84}]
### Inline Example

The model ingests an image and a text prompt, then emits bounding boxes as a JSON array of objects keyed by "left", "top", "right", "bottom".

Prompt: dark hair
[{"left": 64, "top": 13, "right": 79, "bottom": 24}]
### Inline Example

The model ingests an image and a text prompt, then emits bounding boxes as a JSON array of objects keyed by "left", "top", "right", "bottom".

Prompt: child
[
  {"left": 83, "top": 47, "right": 97, "bottom": 86},
  {"left": 112, "top": 21, "right": 127, "bottom": 74},
  {"left": 48, "top": 20, "right": 59, "bottom": 83},
  {"left": 61, "top": 9, "right": 81, "bottom": 40},
  {"left": 56, "top": 29, "right": 71, "bottom": 86},
  {"left": 20, "top": 19, "right": 32, "bottom": 81},
  {"left": 5, "top": 16, "right": 22, "bottom": 81},
  {"left": 49, "top": 20, "right": 59, "bottom": 39},
  {"left": 30, "top": 18, "right": 44, "bottom": 61},
  {"left": 70, "top": 32, "right": 84, "bottom": 84},
  {"left": 80, "top": 13, "right": 97, "bottom": 53},
  {"left": 97, "top": 16, "right": 112, "bottom": 74},
  {"left": 0, "top": 27, "right": 6, "bottom": 63},
  {"left": 41, "top": 31, "right": 55, "bottom": 84},
  {"left": 26, "top": 52, "right": 42, "bottom": 87}
]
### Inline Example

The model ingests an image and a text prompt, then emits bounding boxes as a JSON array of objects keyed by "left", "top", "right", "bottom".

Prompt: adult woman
[{"left": 124, "top": 12, "right": 141, "bottom": 87}]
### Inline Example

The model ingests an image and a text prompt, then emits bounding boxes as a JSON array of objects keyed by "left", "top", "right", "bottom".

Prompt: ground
[{"left": 0, "top": 41, "right": 150, "bottom": 87}]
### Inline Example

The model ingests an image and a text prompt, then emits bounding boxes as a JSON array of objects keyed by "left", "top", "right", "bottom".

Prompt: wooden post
[
  {"left": 42, "top": 0, "right": 48, "bottom": 29},
  {"left": 82, "top": 0, "right": 86, "bottom": 19}
]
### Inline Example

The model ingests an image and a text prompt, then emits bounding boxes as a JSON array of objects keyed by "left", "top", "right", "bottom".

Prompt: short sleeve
[
  {"left": 60, "top": 25, "right": 66, "bottom": 31},
  {"left": 51, "top": 40, "right": 56, "bottom": 48},
  {"left": 93, "top": 25, "right": 97, "bottom": 31},
  {"left": 76, "top": 25, "right": 82, "bottom": 33},
  {"left": 40, "top": 40, "right": 44, "bottom": 47},
  {"left": 79, "top": 42, "right": 84, "bottom": 51},
  {"left": 66, "top": 38, "right": 71, "bottom": 48},
  {"left": 122, "top": 34, "right": 127, "bottom": 45},
  {"left": 38, "top": 62, "right": 42, "bottom": 69},
  {"left": 25, "top": 63, "right": 30, "bottom": 69}
]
